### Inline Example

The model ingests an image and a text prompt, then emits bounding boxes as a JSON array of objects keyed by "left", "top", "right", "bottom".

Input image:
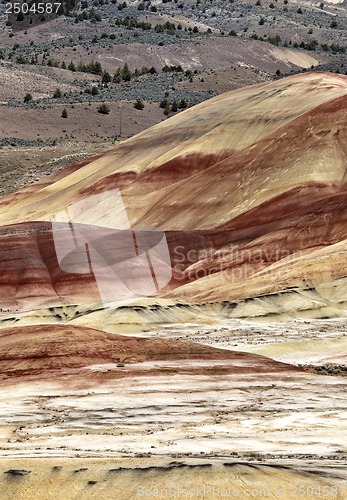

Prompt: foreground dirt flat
[
  {"left": 0, "top": 368, "right": 345, "bottom": 459},
  {"left": 0, "top": 319, "right": 345, "bottom": 498},
  {"left": 0, "top": 458, "right": 346, "bottom": 500}
]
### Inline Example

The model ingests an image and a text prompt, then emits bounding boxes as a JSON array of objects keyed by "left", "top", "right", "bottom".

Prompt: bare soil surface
[{"left": 0, "top": 458, "right": 345, "bottom": 500}]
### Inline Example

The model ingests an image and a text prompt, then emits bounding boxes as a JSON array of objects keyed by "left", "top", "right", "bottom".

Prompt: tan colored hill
[{"left": 0, "top": 72, "right": 347, "bottom": 317}]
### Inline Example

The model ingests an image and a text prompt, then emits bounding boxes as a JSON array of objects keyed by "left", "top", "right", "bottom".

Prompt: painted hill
[
  {"left": 0, "top": 324, "right": 301, "bottom": 382},
  {"left": 0, "top": 72, "right": 347, "bottom": 318}
]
